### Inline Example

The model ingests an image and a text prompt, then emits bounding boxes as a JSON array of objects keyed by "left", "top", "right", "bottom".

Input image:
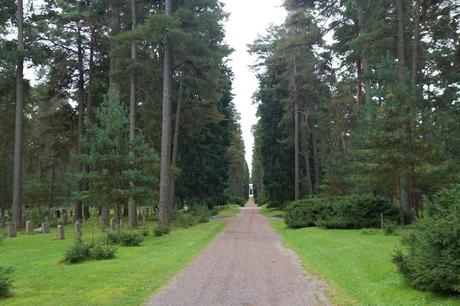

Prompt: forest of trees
[
  {"left": 251, "top": 0, "right": 459, "bottom": 224},
  {"left": 0, "top": 0, "right": 249, "bottom": 228}
]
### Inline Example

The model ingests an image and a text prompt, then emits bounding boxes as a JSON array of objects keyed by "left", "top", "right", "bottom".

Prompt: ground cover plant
[{"left": 273, "top": 221, "right": 460, "bottom": 305}]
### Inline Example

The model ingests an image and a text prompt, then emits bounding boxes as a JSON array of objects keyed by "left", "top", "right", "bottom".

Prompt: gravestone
[
  {"left": 74, "top": 222, "right": 81, "bottom": 238},
  {"left": 57, "top": 225, "right": 65, "bottom": 240},
  {"left": 62, "top": 209, "right": 69, "bottom": 225},
  {"left": 6, "top": 222, "right": 16, "bottom": 238},
  {"left": 42, "top": 222, "right": 50, "bottom": 233},
  {"left": 26, "top": 221, "right": 33, "bottom": 234}
]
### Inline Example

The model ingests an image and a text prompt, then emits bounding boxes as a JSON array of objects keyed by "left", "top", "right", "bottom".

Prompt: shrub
[
  {"left": 105, "top": 232, "right": 142, "bottom": 246},
  {"left": 284, "top": 198, "right": 326, "bottom": 228},
  {"left": 191, "top": 205, "right": 211, "bottom": 223},
  {"left": 361, "top": 228, "right": 378, "bottom": 235},
  {"left": 315, "top": 195, "right": 399, "bottom": 229},
  {"left": 0, "top": 266, "right": 13, "bottom": 297},
  {"left": 393, "top": 185, "right": 460, "bottom": 294},
  {"left": 173, "top": 211, "right": 198, "bottom": 228},
  {"left": 383, "top": 219, "right": 397, "bottom": 235},
  {"left": 228, "top": 197, "right": 246, "bottom": 207},
  {"left": 141, "top": 228, "right": 149, "bottom": 237},
  {"left": 119, "top": 233, "right": 143, "bottom": 246},
  {"left": 105, "top": 232, "right": 122, "bottom": 244},
  {"left": 63, "top": 239, "right": 91, "bottom": 264},
  {"left": 154, "top": 224, "right": 170, "bottom": 236},
  {"left": 90, "top": 244, "right": 117, "bottom": 260},
  {"left": 284, "top": 195, "right": 399, "bottom": 229}
]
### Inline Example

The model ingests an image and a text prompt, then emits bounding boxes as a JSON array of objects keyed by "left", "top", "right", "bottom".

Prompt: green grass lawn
[
  {"left": 214, "top": 204, "right": 241, "bottom": 217},
  {"left": 272, "top": 221, "right": 460, "bottom": 306},
  {"left": 259, "top": 205, "right": 284, "bottom": 218},
  {"left": 0, "top": 220, "right": 225, "bottom": 305}
]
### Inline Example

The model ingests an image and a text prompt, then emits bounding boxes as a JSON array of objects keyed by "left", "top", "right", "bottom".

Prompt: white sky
[{"left": 222, "top": 0, "right": 286, "bottom": 172}]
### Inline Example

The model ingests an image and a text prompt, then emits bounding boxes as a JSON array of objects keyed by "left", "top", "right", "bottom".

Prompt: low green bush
[
  {"left": 383, "top": 219, "right": 397, "bottom": 235},
  {"left": 90, "top": 244, "right": 117, "bottom": 260},
  {"left": 64, "top": 239, "right": 118, "bottom": 264},
  {"left": 284, "top": 195, "right": 399, "bottom": 229},
  {"left": 315, "top": 195, "right": 398, "bottom": 229},
  {"left": 141, "top": 228, "right": 149, "bottom": 237},
  {"left": 284, "top": 198, "right": 327, "bottom": 228},
  {"left": 173, "top": 211, "right": 198, "bottom": 228},
  {"left": 0, "top": 266, "right": 14, "bottom": 297},
  {"left": 63, "top": 239, "right": 91, "bottom": 264},
  {"left": 228, "top": 197, "right": 246, "bottom": 207},
  {"left": 191, "top": 205, "right": 212, "bottom": 223},
  {"left": 393, "top": 185, "right": 460, "bottom": 294},
  {"left": 105, "top": 232, "right": 143, "bottom": 246},
  {"left": 119, "top": 233, "right": 143, "bottom": 246},
  {"left": 154, "top": 224, "right": 170, "bottom": 236}
]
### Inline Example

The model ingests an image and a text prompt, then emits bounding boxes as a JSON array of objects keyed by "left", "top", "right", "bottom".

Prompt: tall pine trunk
[
  {"left": 159, "top": 0, "right": 173, "bottom": 225},
  {"left": 396, "top": 0, "right": 411, "bottom": 225},
  {"left": 293, "top": 55, "right": 300, "bottom": 200},
  {"left": 169, "top": 79, "right": 184, "bottom": 210},
  {"left": 74, "top": 25, "right": 85, "bottom": 222},
  {"left": 12, "top": 0, "right": 24, "bottom": 228},
  {"left": 128, "top": 0, "right": 138, "bottom": 228},
  {"left": 311, "top": 120, "right": 320, "bottom": 193}
]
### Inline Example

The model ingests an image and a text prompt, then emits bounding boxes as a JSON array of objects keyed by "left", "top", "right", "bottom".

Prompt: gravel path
[{"left": 146, "top": 199, "right": 330, "bottom": 306}]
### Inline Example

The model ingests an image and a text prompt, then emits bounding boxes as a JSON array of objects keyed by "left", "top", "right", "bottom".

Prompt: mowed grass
[
  {"left": 0, "top": 220, "right": 225, "bottom": 306},
  {"left": 214, "top": 204, "right": 241, "bottom": 217},
  {"left": 259, "top": 205, "right": 284, "bottom": 218},
  {"left": 272, "top": 221, "right": 460, "bottom": 306}
]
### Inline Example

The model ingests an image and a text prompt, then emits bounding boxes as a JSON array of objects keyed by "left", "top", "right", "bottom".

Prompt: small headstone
[
  {"left": 33, "top": 228, "right": 42, "bottom": 233},
  {"left": 42, "top": 222, "right": 50, "bottom": 233},
  {"left": 6, "top": 222, "right": 17, "bottom": 238},
  {"left": 26, "top": 221, "right": 33, "bottom": 234},
  {"left": 74, "top": 222, "right": 81, "bottom": 237},
  {"left": 62, "top": 209, "right": 69, "bottom": 225},
  {"left": 57, "top": 225, "right": 65, "bottom": 240}
]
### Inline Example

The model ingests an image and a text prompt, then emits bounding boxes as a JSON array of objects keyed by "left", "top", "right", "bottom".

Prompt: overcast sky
[{"left": 221, "top": 0, "right": 286, "bottom": 172}]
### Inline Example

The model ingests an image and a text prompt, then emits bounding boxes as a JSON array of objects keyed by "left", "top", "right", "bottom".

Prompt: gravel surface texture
[{"left": 146, "top": 199, "right": 331, "bottom": 306}]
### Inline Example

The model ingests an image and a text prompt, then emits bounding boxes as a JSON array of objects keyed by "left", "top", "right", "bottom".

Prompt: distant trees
[{"left": 252, "top": 0, "right": 460, "bottom": 220}]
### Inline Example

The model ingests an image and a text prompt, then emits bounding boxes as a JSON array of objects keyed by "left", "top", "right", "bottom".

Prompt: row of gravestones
[
  {"left": 5, "top": 221, "right": 82, "bottom": 240},
  {"left": 4, "top": 217, "right": 130, "bottom": 239}
]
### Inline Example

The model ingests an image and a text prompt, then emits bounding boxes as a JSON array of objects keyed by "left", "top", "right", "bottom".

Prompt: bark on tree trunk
[
  {"left": 303, "top": 137, "right": 312, "bottom": 195},
  {"left": 12, "top": 0, "right": 24, "bottom": 228},
  {"left": 169, "top": 79, "right": 184, "bottom": 210},
  {"left": 293, "top": 56, "right": 300, "bottom": 200},
  {"left": 128, "top": 0, "right": 138, "bottom": 228},
  {"left": 311, "top": 121, "right": 320, "bottom": 193},
  {"left": 74, "top": 25, "right": 85, "bottom": 222},
  {"left": 396, "top": 0, "right": 411, "bottom": 225},
  {"left": 159, "top": 0, "right": 174, "bottom": 225}
]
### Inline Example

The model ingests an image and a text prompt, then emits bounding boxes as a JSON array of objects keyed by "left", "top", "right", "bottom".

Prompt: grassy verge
[
  {"left": 272, "top": 221, "right": 459, "bottom": 306},
  {"left": 0, "top": 220, "right": 225, "bottom": 305},
  {"left": 214, "top": 204, "right": 241, "bottom": 218},
  {"left": 259, "top": 205, "right": 284, "bottom": 218}
]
